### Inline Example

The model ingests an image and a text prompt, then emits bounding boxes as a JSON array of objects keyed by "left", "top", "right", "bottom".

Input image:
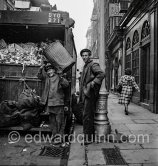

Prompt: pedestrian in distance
[
  {"left": 79, "top": 48, "right": 105, "bottom": 145},
  {"left": 117, "top": 68, "right": 140, "bottom": 115},
  {"left": 37, "top": 61, "right": 69, "bottom": 146}
]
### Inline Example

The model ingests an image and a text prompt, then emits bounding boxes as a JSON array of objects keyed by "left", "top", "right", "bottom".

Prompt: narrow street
[{"left": 68, "top": 93, "right": 158, "bottom": 166}]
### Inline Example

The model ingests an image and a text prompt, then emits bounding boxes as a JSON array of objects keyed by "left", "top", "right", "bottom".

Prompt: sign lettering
[
  {"left": 48, "top": 12, "right": 61, "bottom": 24},
  {"left": 109, "top": 3, "right": 124, "bottom": 17}
]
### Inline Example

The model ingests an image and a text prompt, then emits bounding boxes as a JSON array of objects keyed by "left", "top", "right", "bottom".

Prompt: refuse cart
[{"left": 0, "top": 9, "right": 77, "bottom": 134}]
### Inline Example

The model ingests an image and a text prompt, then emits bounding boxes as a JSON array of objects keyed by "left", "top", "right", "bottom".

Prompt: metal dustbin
[{"left": 44, "top": 41, "right": 75, "bottom": 72}]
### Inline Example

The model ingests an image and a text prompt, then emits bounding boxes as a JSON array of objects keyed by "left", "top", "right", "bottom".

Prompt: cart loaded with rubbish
[{"left": 0, "top": 8, "right": 77, "bottom": 135}]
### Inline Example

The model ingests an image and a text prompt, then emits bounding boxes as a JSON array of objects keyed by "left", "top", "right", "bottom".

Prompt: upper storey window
[
  {"left": 132, "top": 30, "right": 139, "bottom": 46},
  {"left": 141, "top": 20, "right": 150, "bottom": 40}
]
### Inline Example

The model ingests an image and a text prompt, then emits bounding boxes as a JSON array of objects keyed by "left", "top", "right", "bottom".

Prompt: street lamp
[{"left": 94, "top": 0, "right": 111, "bottom": 142}]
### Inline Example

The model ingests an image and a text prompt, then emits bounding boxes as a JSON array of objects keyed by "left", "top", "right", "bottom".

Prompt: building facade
[
  {"left": 104, "top": 0, "right": 124, "bottom": 91},
  {"left": 108, "top": 0, "right": 158, "bottom": 113},
  {"left": 87, "top": 0, "right": 158, "bottom": 113},
  {"left": 86, "top": 0, "right": 100, "bottom": 61},
  {"left": 119, "top": 0, "right": 158, "bottom": 113}
]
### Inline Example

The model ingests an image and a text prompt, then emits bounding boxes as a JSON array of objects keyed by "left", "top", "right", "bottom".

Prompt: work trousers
[
  {"left": 83, "top": 96, "right": 96, "bottom": 142},
  {"left": 48, "top": 106, "right": 65, "bottom": 138}
]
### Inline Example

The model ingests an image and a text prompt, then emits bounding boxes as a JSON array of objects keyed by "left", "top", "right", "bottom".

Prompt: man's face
[
  {"left": 81, "top": 52, "right": 90, "bottom": 63},
  {"left": 47, "top": 68, "right": 55, "bottom": 77}
]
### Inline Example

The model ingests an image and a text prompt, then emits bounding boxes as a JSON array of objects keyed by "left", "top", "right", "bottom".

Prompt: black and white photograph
[{"left": 0, "top": 0, "right": 158, "bottom": 165}]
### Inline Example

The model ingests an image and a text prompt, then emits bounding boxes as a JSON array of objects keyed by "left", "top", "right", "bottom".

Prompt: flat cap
[
  {"left": 80, "top": 48, "right": 91, "bottom": 56},
  {"left": 44, "top": 63, "right": 53, "bottom": 72}
]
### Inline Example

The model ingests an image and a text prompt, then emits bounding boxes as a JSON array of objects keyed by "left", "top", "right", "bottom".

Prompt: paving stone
[
  {"left": 110, "top": 119, "right": 135, "bottom": 124},
  {"left": 111, "top": 124, "right": 131, "bottom": 132},
  {"left": 68, "top": 159, "right": 86, "bottom": 166},
  {"left": 126, "top": 124, "right": 154, "bottom": 131},
  {"left": 132, "top": 119, "right": 158, "bottom": 124},
  {"left": 149, "top": 124, "right": 158, "bottom": 131},
  {"left": 148, "top": 135, "right": 158, "bottom": 142},
  {"left": 120, "top": 149, "right": 158, "bottom": 164},
  {"left": 153, "top": 119, "right": 158, "bottom": 123},
  {"left": 114, "top": 143, "right": 142, "bottom": 150},
  {"left": 141, "top": 140, "right": 158, "bottom": 149},
  {"left": 129, "top": 130, "right": 155, "bottom": 144},
  {"left": 30, "top": 156, "right": 61, "bottom": 165},
  {"left": 69, "top": 143, "right": 84, "bottom": 159},
  {"left": 87, "top": 150, "right": 106, "bottom": 165},
  {"left": 87, "top": 142, "right": 114, "bottom": 150},
  {"left": 118, "top": 130, "right": 133, "bottom": 136},
  {"left": 127, "top": 132, "right": 151, "bottom": 145},
  {"left": 68, "top": 142, "right": 85, "bottom": 166},
  {"left": 130, "top": 130, "right": 154, "bottom": 135}
]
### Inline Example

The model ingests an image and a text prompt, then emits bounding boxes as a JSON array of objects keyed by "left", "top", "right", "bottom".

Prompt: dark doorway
[
  {"left": 141, "top": 45, "right": 150, "bottom": 104},
  {"left": 114, "top": 58, "right": 119, "bottom": 91}
]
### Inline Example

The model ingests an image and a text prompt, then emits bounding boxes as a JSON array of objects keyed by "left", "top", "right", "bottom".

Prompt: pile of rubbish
[
  {"left": 0, "top": 81, "right": 44, "bottom": 130},
  {"left": 0, "top": 39, "right": 44, "bottom": 65}
]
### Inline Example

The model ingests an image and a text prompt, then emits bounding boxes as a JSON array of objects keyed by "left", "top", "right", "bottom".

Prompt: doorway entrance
[{"left": 141, "top": 45, "right": 150, "bottom": 104}]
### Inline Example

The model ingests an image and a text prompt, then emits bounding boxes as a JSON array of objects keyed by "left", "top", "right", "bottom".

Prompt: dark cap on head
[
  {"left": 80, "top": 48, "right": 91, "bottom": 56},
  {"left": 44, "top": 63, "right": 53, "bottom": 72}
]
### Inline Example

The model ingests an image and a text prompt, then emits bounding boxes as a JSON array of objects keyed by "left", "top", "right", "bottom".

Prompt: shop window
[
  {"left": 132, "top": 49, "right": 139, "bottom": 83},
  {"left": 132, "top": 30, "right": 139, "bottom": 46},
  {"left": 141, "top": 20, "right": 150, "bottom": 39},
  {"left": 125, "top": 54, "right": 131, "bottom": 69},
  {"left": 126, "top": 37, "right": 131, "bottom": 50}
]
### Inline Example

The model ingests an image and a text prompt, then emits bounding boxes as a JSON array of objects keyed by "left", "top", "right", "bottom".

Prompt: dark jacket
[
  {"left": 79, "top": 60, "right": 105, "bottom": 102},
  {"left": 37, "top": 67, "right": 69, "bottom": 106}
]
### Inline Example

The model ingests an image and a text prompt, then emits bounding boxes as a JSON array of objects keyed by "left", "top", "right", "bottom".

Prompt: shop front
[{"left": 119, "top": 0, "right": 158, "bottom": 113}]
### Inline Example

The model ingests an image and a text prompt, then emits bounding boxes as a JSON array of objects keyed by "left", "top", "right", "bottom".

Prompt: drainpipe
[{"left": 94, "top": 0, "right": 111, "bottom": 141}]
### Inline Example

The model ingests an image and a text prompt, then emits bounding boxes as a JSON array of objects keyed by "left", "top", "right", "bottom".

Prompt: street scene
[{"left": 0, "top": 0, "right": 158, "bottom": 166}]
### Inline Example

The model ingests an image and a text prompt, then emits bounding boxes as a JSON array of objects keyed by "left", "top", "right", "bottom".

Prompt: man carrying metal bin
[{"left": 37, "top": 61, "right": 69, "bottom": 146}]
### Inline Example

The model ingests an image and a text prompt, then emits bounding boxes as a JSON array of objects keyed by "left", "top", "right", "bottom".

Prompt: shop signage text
[{"left": 109, "top": 3, "right": 124, "bottom": 17}]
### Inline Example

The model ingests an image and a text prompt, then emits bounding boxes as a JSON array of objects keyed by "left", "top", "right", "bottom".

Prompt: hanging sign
[{"left": 109, "top": 3, "right": 124, "bottom": 17}]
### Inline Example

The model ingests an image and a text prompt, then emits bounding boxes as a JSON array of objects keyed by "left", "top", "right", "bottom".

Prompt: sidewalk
[{"left": 68, "top": 93, "right": 158, "bottom": 166}]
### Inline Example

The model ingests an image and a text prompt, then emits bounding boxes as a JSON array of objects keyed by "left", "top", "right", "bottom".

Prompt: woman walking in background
[{"left": 118, "top": 68, "right": 140, "bottom": 115}]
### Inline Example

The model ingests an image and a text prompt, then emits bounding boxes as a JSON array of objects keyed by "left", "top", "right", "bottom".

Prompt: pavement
[{"left": 68, "top": 93, "right": 158, "bottom": 166}]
